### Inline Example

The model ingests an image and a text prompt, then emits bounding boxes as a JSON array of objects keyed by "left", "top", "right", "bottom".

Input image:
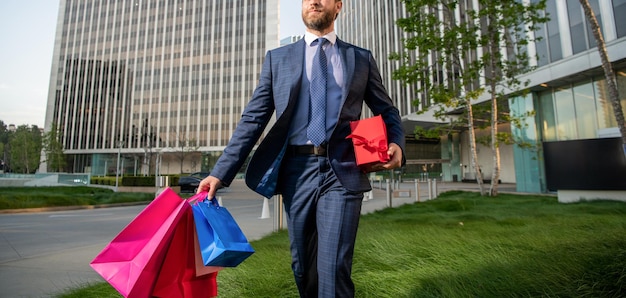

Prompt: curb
[{"left": 0, "top": 201, "right": 150, "bottom": 214}]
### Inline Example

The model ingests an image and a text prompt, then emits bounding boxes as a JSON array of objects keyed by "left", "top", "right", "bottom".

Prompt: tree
[
  {"left": 42, "top": 123, "right": 66, "bottom": 172},
  {"left": 139, "top": 119, "right": 160, "bottom": 176},
  {"left": 9, "top": 125, "right": 42, "bottom": 174},
  {"left": 391, "top": 1, "right": 486, "bottom": 194},
  {"left": 579, "top": 0, "right": 626, "bottom": 158},
  {"left": 392, "top": 0, "right": 547, "bottom": 196},
  {"left": 479, "top": 2, "right": 549, "bottom": 195},
  {"left": 172, "top": 132, "right": 200, "bottom": 174},
  {"left": 0, "top": 120, "right": 9, "bottom": 172}
]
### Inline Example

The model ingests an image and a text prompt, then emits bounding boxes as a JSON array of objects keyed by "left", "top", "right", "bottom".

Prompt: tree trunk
[
  {"left": 489, "top": 91, "right": 500, "bottom": 196},
  {"left": 467, "top": 102, "right": 486, "bottom": 195},
  {"left": 579, "top": 0, "right": 626, "bottom": 157},
  {"left": 180, "top": 152, "right": 185, "bottom": 174},
  {"left": 488, "top": 14, "right": 501, "bottom": 197},
  {"left": 441, "top": 1, "right": 486, "bottom": 195}
]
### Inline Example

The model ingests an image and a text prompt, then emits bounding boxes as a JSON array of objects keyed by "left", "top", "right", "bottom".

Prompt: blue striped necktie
[{"left": 307, "top": 37, "right": 328, "bottom": 147}]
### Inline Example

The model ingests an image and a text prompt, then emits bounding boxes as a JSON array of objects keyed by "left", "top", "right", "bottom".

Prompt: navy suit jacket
[{"left": 210, "top": 38, "right": 405, "bottom": 198}]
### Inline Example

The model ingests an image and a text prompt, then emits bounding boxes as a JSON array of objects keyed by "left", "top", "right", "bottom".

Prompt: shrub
[
  {"left": 121, "top": 176, "right": 155, "bottom": 186},
  {"left": 90, "top": 175, "right": 178, "bottom": 187}
]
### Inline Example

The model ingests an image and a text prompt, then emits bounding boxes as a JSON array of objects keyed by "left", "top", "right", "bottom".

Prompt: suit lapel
[
  {"left": 337, "top": 39, "right": 354, "bottom": 108},
  {"left": 287, "top": 40, "right": 305, "bottom": 110}
]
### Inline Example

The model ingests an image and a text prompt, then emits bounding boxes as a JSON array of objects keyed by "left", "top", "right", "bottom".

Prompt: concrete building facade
[
  {"left": 43, "top": 0, "right": 278, "bottom": 176},
  {"left": 44, "top": 0, "right": 626, "bottom": 200},
  {"left": 336, "top": 0, "right": 626, "bottom": 198}
]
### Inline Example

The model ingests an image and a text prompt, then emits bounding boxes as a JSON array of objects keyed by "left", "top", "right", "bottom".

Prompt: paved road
[
  {"left": 0, "top": 179, "right": 503, "bottom": 297},
  {"left": 0, "top": 205, "right": 145, "bottom": 297},
  {"left": 0, "top": 185, "right": 275, "bottom": 298}
]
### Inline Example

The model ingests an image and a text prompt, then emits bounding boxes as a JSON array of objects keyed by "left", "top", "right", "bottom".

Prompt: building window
[
  {"left": 546, "top": 0, "right": 563, "bottom": 62},
  {"left": 585, "top": 0, "right": 602, "bottom": 49},
  {"left": 554, "top": 88, "right": 577, "bottom": 140},
  {"left": 567, "top": 0, "right": 588, "bottom": 54},
  {"left": 594, "top": 72, "right": 626, "bottom": 129},
  {"left": 538, "top": 70, "right": 626, "bottom": 142},
  {"left": 572, "top": 82, "right": 598, "bottom": 139},
  {"left": 533, "top": 0, "right": 549, "bottom": 66},
  {"left": 614, "top": 0, "right": 626, "bottom": 38},
  {"left": 538, "top": 91, "right": 557, "bottom": 141}
]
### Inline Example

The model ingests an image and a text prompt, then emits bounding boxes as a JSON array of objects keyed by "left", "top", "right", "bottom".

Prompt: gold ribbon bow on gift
[{"left": 346, "top": 134, "right": 390, "bottom": 162}]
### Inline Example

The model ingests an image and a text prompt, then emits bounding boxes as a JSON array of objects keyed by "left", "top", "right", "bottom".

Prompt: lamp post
[
  {"left": 155, "top": 148, "right": 162, "bottom": 194},
  {"left": 115, "top": 140, "right": 124, "bottom": 192}
]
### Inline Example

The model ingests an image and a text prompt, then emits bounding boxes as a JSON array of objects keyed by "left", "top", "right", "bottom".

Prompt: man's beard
[{"left": 302, "top": 10, "right": 335, "bottom": 32}]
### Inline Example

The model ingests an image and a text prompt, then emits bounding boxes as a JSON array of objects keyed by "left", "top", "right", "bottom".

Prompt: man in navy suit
[{"left": 198, "top": 0, "right": 405, "bottom": 296}]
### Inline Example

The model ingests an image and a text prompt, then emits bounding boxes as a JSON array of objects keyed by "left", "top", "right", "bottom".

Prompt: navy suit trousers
[{"left": 278, "top": 154, "right": 363, "bottom": 298}]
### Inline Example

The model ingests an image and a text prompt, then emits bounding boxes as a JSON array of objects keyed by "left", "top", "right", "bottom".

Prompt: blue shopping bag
[{"left": 192, "top": 196, "right": 255, "bottom": 267}]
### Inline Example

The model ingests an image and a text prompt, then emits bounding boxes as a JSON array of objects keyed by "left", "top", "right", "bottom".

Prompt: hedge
[{"left": 90, "top": 175, "right": 180, "bottom": 187}]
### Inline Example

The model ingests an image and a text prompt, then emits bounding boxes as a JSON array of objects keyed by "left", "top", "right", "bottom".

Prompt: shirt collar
[{"left": 304, "top": 31, "right": 337, "bottom": 46}]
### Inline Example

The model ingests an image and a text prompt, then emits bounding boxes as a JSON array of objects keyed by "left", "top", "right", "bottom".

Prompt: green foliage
[
  {"left": 413, "top": 126, "right": 441, "bottom": 139},
  {"left": 0, "top": 121, "right": 8, "bottom": 172},
  {"left": 0, "top": 120, "right": 9, "bottom": 145},
  {"left": 121, "top": 176, "right": 155, "bottom": 186},
  {"left": 391, "top": 0, "right": 549, "bottom": 149},
  {"left": 90, "top": 177, "right": 120, "bottom": 186},
  {"left": 169, "top": 175, "right": 180, "bottom": 186},
  {"left": 89, "top": 176, "right": 153, "bottom": 186},
  {"left": 42, "top": 123, "right": 67, "bottom": 172},
  {"left": 9, "top": 124, "right": 42, "bottom": 173},
  {"left": 60, "top": 192, "right": 626, "bottom": 297},
  {"left": 0, "top": 186, "right": 152, "bottom": 209},
  {"left": 0, "top": 142, "right": 5, "bottom": 169},
  {"left": 57, "top": 282, "right": 122, "bottom": 298},
  {"left": 88, "top": 175, "right": 179, "bottom": 187},
  {"left": 392, "top": 0, "right": 550, "bottom": 194}
]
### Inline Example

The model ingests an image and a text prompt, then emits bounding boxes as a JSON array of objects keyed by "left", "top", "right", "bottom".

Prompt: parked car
[
  {"left": 178, "top": 176, "right": 202, "bottom": 193},
  {"left": 190, "top": 172, "right": 210, "bottom": 179}
]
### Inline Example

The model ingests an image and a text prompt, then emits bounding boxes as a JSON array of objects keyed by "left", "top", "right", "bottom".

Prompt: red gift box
[{"left": 346, "top": 115, "right": 390, "bottom": 167}]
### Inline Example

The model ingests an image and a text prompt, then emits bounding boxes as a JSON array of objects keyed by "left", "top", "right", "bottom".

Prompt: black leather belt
[{"left": 287, "top": 144, "right": 327, "bottom": 156}]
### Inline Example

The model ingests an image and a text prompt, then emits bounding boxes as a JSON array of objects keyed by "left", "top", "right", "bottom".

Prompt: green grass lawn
[
  {"left": 0, "top": 186, "right": 153, "bottom": 209},
  {"left": 59, "top": 191, "right": 626, "bottom": 298}
]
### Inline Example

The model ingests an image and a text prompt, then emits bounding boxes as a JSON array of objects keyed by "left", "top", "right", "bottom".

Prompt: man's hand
[
  {"left": 382, "top": 142, "right": 403, "bottom": 170},
  {"left": 197, "top": 175, "right": 223, "bottom": 199},
  {"left": 361, "top": 143, "right": 403, "bottom": 173}
]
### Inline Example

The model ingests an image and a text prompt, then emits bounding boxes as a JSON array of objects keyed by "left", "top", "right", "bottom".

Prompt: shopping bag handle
[
  {"left": 188, "top": 192, "right": 220, "bottom": 208},
  {"left": 188, "top": 192, "right": 209, "bottom": 204},
  {"left": 207, "top": 197, "right": 220, "bottom": 207}
]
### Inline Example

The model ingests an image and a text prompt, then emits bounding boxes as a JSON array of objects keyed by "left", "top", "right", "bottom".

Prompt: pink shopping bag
[
  {"left": 152, "top": 205, "right": 218, "bottom": 297},
  {"left": 90, "top": 188, "right": 189, "bottom": 298}
]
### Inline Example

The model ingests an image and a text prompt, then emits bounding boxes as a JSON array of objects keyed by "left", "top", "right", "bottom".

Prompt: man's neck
[{"left": 306, "top": 26, "right": 334, "bottom": 37}]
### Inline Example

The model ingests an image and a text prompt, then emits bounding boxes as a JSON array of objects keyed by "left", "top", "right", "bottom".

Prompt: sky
[{"left": 0, "top": 1, "right": 305, "bottom": 128}]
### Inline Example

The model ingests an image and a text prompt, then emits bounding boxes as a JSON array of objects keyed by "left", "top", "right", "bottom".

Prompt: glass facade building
[
  {"left": 336, "top": 0, "right": 418, "bottom": 116},
  {"left": 337, "top": 0, "right": 626, "bottom": 194},
  {"left": 337, "top": 1, "right": 441, "bottom": 179},
  {"left": 43, "top": 0, "right": 279, "bottom": 175}
]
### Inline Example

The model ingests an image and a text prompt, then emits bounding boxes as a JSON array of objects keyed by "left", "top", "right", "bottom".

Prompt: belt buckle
[{"left": 313, "top": 144, "right": 328, "bottom": 156}]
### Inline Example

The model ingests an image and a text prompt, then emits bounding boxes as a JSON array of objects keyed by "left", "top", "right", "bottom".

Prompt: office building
[
  {"left": 337, "top": 0, "right": 626, "bottom": 199},
  {"left": 337, "top": 1, "right": 444, "bottom": 180},
  {"left": 43, "top": 0, "right": 279, "bottom": 176},
  {"left": 280, "top": 35, "right": 303, "bottom": 46}
]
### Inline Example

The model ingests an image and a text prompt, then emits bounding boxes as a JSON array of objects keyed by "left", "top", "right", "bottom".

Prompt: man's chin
[{"left": 304, "top": 20, "right": 331, "bottom": 32}]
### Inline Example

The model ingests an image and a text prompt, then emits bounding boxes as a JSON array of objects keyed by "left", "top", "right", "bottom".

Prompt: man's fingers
[
  {"left": 207, "top": 187, "right": 217, "bottom": 199},
  {"left": 197, "top": 176, "right": 221, "bottom": 197},
  {"left": 387, "top": 143, "right": 402, "bottom": 168}
]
